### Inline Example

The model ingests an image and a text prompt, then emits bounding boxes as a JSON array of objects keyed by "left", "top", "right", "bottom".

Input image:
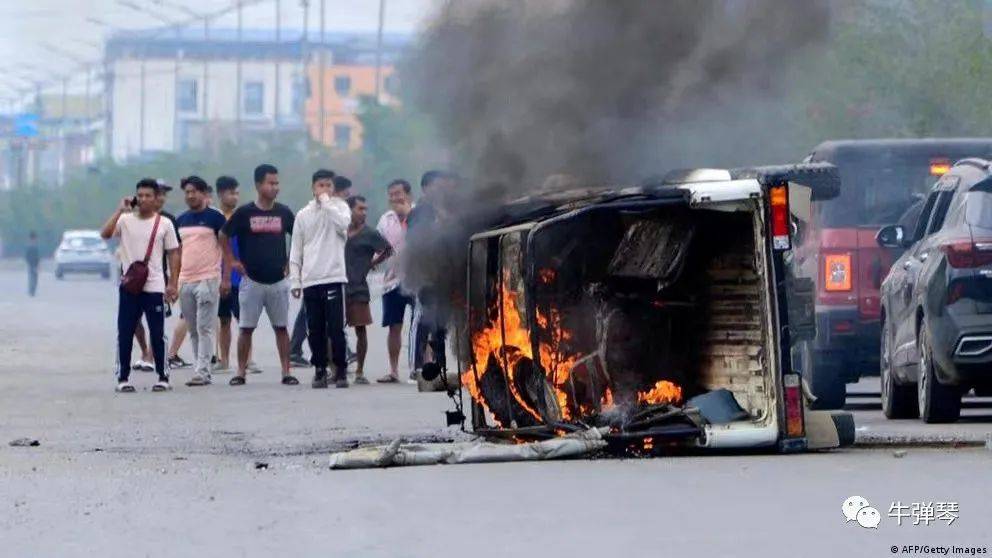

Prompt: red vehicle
[{"left": 795, "top": 139, "right": 992, "bottom": 409}]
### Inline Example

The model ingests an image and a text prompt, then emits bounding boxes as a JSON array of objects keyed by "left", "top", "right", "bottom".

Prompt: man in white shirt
[
  {"left": 375, "top": 179, "right": 415, "bottom": 383},
  {"left": 289, "top": 170, "right": 352, "bottom": 388},
  {"left": 100, "top": 178, "right": 181, "bottom": 393}
]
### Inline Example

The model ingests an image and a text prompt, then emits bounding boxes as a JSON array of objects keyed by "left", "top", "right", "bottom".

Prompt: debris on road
[
  {"left": 329, "top": 428, "right": 608, "bottom": 469},
  {"left": 9, "top": 438, "right": 40, "bottom": 447},
  {"left": 253, "top": 461, "right": 269, "bottom": 470},
  {"left": 893, "top": 450, "right": 907, "bottom": 458}
]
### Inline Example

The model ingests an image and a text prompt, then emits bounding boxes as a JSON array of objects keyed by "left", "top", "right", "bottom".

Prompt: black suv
[{"left": 877, "top": 158, "right": 992, "bottom": 423}]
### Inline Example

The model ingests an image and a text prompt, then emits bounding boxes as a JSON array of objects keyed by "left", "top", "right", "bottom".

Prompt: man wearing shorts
[
  {"left": 289, "top": 171, "right": 352, "bottom": 388},
  {"left": 375, "top": 179, "right": 415, "bottom": 383},
  {"left": 345, "top": 195, "right": 393, "bottom": 385},
  {"left": 220, "top": 164, "right": 298, "bottom": 386},
  {"left": 215, "top": 176, "right": 242, "bottom": 372}
]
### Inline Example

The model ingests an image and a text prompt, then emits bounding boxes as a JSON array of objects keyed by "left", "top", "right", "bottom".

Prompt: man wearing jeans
[
  {"left": 100, "top": 178, "right": 180, "bottom": 393},
  {"left": 220, "top": 164, "right": 298, "bottom": 386},
  {"left": 175, "top": 176, "right": 227, "bottom": 386},
  {"left": 289, "top": 171, "right": 351, "bottom": 388}
]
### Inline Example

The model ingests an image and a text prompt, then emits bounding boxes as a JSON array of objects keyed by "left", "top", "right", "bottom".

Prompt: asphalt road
[{"left": 2, "top": 263, "right": 992, "bottom": 557}]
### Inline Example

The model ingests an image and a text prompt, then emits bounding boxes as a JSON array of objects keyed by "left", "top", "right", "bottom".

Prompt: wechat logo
[{"left": 843, "top": 496, "right": 881, "bottom": 529}]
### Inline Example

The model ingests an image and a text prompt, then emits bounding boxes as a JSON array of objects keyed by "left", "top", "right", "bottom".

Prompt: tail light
[
  {"left": 942, "top": 240, "right": 992, "bottom": 269},
  {"left": 824, "top": 253, "right": 852, "bottom": 291},
  {"left": 783, "top": 373, "right": 804, "bottom": 437},
  {"left": 769, "top": 183, "right": 790, "bottom": 250}
]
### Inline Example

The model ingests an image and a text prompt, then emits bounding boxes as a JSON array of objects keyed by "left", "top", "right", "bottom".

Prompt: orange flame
[
  {"left": 461, "top": 272, "right": 542, "bottom": 424},
  {"left": 636, "top": 380, "right": 683, "bottom": 406}
]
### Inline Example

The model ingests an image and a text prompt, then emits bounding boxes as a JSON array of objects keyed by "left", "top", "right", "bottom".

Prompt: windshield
[
  {"left": 63, "top": 236, "right": 106, "bottom": 250},
  {"left": 818, "top": 161, "right": 936, "bottom": 228}
]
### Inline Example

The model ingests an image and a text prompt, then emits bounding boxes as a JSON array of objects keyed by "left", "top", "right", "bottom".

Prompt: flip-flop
[
  {"left": 229, "top": 376, "right": 246, "bottom": 386},
  {"left": 376, "top": 375, "right": 399, "bottom": 384},
  {"left": 151, "top": 381, "right": 172, "bottom": 392},
  {"left": 115, "top": 383, "right": 136, "bottom": 393},
  {"left": 281, "top": 375, "right": 300, "bottom": 386}
]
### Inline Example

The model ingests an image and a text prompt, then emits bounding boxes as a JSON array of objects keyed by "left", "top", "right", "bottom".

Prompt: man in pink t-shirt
[
  {"left": 175, "top": 176, "right": 227, "bottom": 386},
  {"left": 100, "top": 178, "right": 180, "bottom": 393}
]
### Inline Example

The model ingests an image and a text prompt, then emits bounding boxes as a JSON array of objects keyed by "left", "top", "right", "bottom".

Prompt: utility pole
[
  {"left": 301, "top": 0, "right": 309, "bottom": 125},
  {"left": 59, "top": 76, "right": 67, "bottom": 187},
  {"left": 275, "top": 0, "right": 282, "bottom": 129},
  {"left": 319, "top": 0, "right": 326, "bottom": 145},
  {"left": 236, "top": 0, "right": 243, "bottom": 142},
  {"left": 375, "top": 0, "right": 385, "bottom": 104}
]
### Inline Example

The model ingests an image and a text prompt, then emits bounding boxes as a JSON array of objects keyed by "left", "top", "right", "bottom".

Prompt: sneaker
[
  {"left": 185, "top": 375, "right": 211, "bottom": 387},
  {"left": 290, "top": 355, "right": 310, "bottom": 368},
  {"left": 115, "top": 381, "right": 136, "bottom": 393},
  {"left": 354, "top": 375, "right": 370, "bottom": 385},
  {"left": 335, "top": 378, "right": 349, "bottom": 389},
  {"left": 133, "top": 360, "right": 154, "bottom": 372},
  {"left": 247, "top": 361, "right": 264, "bottom": 374},
  {"left": 168, "top": 355, "right": 192, "bottom": 369},
  {"left": 152, "top": 380, "right": 172, "bottom": 392},
  {"left": 311, "top": 374, "right": 328, "bottom": 389},
  {"left": 346, "top": 349, "right": 358, "bottom": 365},
  {"left": 409, "top": 370, "right": 420, "bottom": 383}
]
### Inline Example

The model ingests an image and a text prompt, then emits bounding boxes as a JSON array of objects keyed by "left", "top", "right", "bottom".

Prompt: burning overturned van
[{"left": 456, "top": 164, "right": 855, "bottom": 454}]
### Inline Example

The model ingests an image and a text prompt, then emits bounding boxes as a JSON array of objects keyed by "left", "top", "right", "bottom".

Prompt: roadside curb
[{"left": 855, "top": 432, "right": 990, "bottom": 449}]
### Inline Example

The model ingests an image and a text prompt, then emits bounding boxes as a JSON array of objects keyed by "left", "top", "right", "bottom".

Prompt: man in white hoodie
[{"left": 289, "top": 170, "right": 352, "bottom": 388}]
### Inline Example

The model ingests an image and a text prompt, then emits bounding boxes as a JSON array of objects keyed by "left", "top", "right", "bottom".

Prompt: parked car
[
  {"left": 877, "top": 158, "right": 992, "bottom": 423},
  {"left": 796, "top": 138, "right": 992, "bottom": 410},
  {"left": 54, "top": 230, "right": 113, "bottom": 279}
]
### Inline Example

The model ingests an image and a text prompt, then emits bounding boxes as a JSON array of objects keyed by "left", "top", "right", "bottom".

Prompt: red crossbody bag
[{"left": 120, "top": 214, "right": 161, "bottom": 295}]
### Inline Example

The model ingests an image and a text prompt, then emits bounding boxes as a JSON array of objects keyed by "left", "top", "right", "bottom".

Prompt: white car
[{"left": 54, "top": 230, "right": 113, "bottom": 280}]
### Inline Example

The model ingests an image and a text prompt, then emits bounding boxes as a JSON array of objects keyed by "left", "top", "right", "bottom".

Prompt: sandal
[
  {"left": 115, "top": 382, "right": 136, "bottom": 393},
  {"left": 151, "top": 381, "right": 172, "bottom": 392},
  {"left": 229, "top": 376, "right": 246, "bottom": 386},
  {"left": 281, "top": 375, "right": 300, "bottom": 386},
  {"left": 376, "top": 375, "right": 399, "bottom": 384}
]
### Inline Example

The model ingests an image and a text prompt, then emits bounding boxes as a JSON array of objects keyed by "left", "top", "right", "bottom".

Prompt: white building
[{"left": 106, "top": 30, "right": 324, "bottom": 162}]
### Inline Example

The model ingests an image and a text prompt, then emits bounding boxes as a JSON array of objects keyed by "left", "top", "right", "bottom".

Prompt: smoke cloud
[
  {"left": 397, "top": 0, "right": 833, "bottom": 346},
  {"left": 403, "top": 0, "right": 833, "bottom": 196}
]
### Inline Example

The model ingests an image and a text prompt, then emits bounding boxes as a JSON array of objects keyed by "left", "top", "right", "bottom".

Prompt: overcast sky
[{"left": 0, "top": 0, "right": 436, "bottom": 104}]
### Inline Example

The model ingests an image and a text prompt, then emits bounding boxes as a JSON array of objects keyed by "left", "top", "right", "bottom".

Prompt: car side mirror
[{"left": 876, "top": 225, "right": 905, "bottom": 249}]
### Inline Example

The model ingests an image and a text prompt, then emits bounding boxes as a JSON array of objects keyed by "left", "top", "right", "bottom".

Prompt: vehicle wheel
[
  {"left": 55, "top": 267, "right": 64, "bottom": 280},
  {"left": 880, "top": 317, "right": 917, "bottom": 419},
  {"left": 917, "top": 322, "right": 961, "bottom": 423},
  {"left": 801, "top": 341, "right": 846, "bottom": 410}
]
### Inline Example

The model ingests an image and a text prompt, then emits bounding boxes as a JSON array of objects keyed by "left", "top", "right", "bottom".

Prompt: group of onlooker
[{"left": 101, "top": 164, "right": 454, "bottom": 393}]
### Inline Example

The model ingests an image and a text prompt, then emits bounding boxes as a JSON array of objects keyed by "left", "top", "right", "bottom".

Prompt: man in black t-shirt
[{"left": 219, "top": 164, "right": 299, "bottom": 386}]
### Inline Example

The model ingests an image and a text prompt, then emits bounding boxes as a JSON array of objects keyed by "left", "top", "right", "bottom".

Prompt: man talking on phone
[{"left": 100, "top": 179, "right": 180, "bottom": 393}]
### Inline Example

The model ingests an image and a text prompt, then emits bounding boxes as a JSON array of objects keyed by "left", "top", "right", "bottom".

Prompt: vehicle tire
[
  {"left": 880, "top": 317, "right": 917, "bottom": 419},
  {"left": 917, "top": 322, "right": 961, "bottom": 423},
  {"left": 55, "top": 267, "right": 64, "bottom": 280},
  {"left": 801, "top": 341, "right": 846, "bottom": 410}
]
